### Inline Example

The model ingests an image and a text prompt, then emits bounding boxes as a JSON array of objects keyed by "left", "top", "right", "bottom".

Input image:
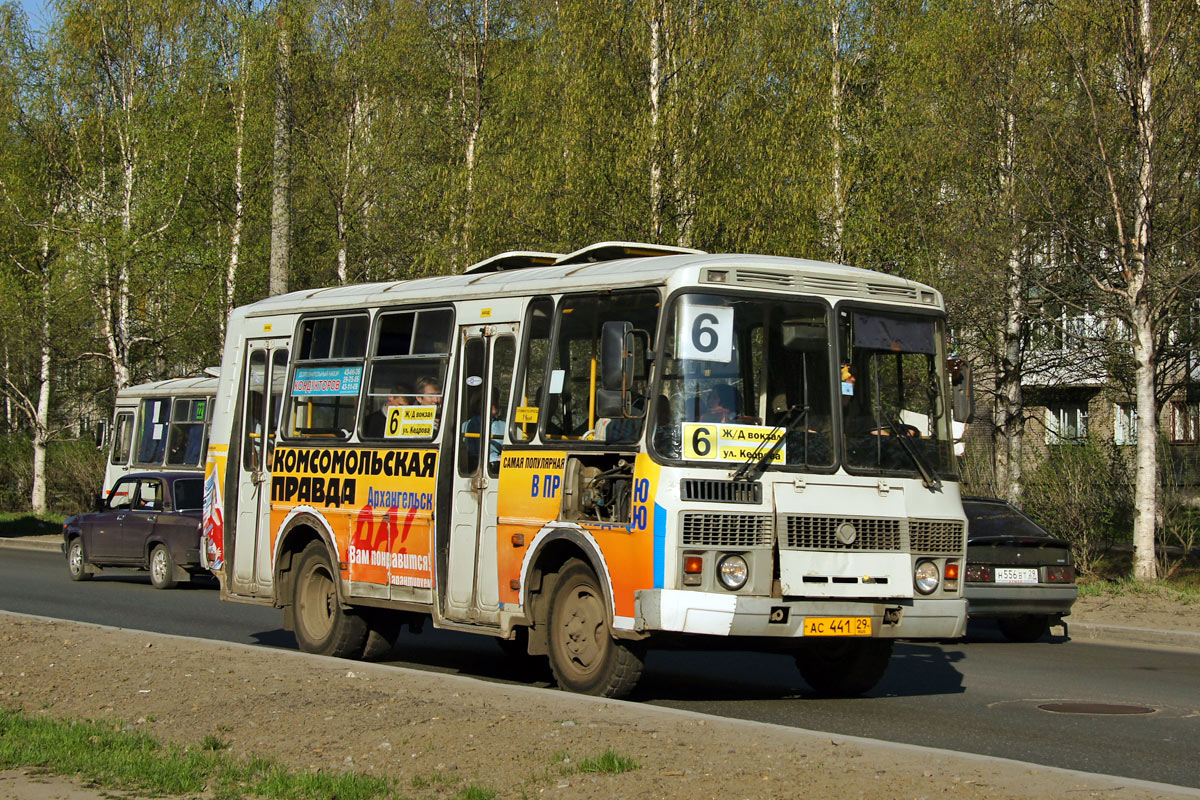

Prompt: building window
[
  {"left": 1046, "top": 403, "right": 1088, "bottom": 444},
  {"left": 1171, "top": 401, "right": 1199, "bottom": 444},
  {"left": 1114, "top": 403, "right": 1137, "bottom": 446}
]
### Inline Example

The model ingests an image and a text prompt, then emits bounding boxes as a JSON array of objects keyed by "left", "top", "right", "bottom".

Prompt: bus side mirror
[
  {"left": 596, "top": 389, "right": 624, "bottom": 418},
  {"left": 949, "top": 358, "right": 974, "bottom": 423},
  {"left": 600, "top": 321, "right": 633, "bottom": 392},
  {"left": 599, "top": 321, "right": 650, "bottom": 419}
]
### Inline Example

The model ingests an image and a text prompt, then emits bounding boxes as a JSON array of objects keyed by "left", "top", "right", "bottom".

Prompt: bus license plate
[{"left": 803, "top": 617, "right": 871, "bottom": 636}]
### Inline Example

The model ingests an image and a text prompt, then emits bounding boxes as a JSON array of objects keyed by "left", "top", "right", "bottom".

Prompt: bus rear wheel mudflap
[
  {"left": 795, "top": 638, "right": 893, "bottom": 696},
  {"left": 292, "top": 541, "right": 368, "bottom": 658},
  {"left": 547, "top": 559, "right": 643, "bottom": 698}
]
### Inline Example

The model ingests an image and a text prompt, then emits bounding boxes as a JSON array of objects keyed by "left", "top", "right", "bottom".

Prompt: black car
[
  {"left": 63, "top": 473, "right": 204, "bottom": 589},
  {"left": 963, "top": 497, "right": 1078, "bottom": 642}
]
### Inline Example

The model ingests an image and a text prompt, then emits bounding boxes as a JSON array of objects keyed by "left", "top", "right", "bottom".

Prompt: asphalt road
[{"left": 2, "top": 547, "right": 1197, "bottom": 789}]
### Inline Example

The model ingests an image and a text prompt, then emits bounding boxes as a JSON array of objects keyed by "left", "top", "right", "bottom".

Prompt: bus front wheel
[
  {"left": 292, "top": 542, "right": 367, "bottom": 658},
  {"left": 795, "top": 639, "right": 893, "bottom": 696},
  {"left": 547, "top": 559, "right": 643, "bottom": 698}
]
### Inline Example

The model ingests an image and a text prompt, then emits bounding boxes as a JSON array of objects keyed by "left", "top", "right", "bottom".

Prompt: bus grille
[
  {"left": 734, "top": 269, "right": 794, "bottom": 288},
  {"left": 681, "top": 513, "right": 774, "bottom": 548},
  {"left": 681, "top": 479, "right": 762, "bottom": 504},
  {"left": 910, "top": 519, "right": 965, "bottom": 554},
  {"left": 784, "top": 516, "right": 903, "bottom": 550},
  {"left": 866, "top": 282, "right": 919, "bottom": 300}
]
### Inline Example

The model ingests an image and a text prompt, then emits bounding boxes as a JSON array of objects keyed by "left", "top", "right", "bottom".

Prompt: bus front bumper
[{"left": 635, "top": 589, "right": 966, "bottom": 640}]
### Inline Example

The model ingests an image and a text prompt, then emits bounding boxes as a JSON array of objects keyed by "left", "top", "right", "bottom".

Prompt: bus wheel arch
[
  {"left": 545, "top": 558, "right": 644, "bottom": 697},
  {"left": 522, "top": 532, "right": 609, "bottom": 657},
  {"left": 290, "top": 539, "right": 368, "bottom": 658},
  {"left": 274, "top": 515, "right": 336, "bottom": 628}
]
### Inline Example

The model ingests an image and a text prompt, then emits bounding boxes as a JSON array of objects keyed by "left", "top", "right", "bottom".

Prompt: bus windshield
[
  {"left": 652, "top": 293, "right": 835, "bottom": 469},
  {"left": 838, "top": 307, "right": 955, "bottom": 480},
  {"left": 651, "top": 293, "right": 954, "bottom": 481}
]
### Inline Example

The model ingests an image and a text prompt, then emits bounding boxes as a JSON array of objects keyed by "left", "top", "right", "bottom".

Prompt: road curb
[
  {"left": 1070, "top": 620, "right": 1200, "bottom": 653},
  {"left": 0, "top": 536, "right": 62, "bottom": 554},
  {"left": 5, "top": 535, "right": 1198, "bottom": 654}
]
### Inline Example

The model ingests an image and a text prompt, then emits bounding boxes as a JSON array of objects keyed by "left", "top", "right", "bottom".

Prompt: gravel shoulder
[{"left": 2, "top": 612, "right": 1198, "bottom": 800}]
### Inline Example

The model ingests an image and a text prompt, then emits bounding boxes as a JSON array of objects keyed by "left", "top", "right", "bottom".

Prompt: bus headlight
[
  {"left": 717, "top": 554, "right": 749, "bottom": 591},
  {"left": 914, "top": 560, "right": 940, "bottom": 594}
]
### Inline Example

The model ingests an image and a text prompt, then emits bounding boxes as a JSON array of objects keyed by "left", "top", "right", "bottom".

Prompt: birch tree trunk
[
  {"left": 829, "top": 2, "right": 845, "bottom": 262},
  {"left": 995, "top": 101, "right": 1025, "bottom": 504},
  {"left": 225, "top": 37, "right": 247, "bottom": 333},
  {"left": 1127, "top": 0, "right": 1157, "bottom": 581},
  {"left": 29, "top": 232, "right": 54, "bottom": 514},
  {"left": 269, "top": 7, "right": 292, "bottom": 297},
  {"left": 648, "top": 0, "right": 663, "bottom": 240}
]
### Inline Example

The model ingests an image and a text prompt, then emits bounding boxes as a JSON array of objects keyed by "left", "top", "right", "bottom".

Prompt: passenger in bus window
[
  {"left": 363, "top": 385, "right": 408, "bottom": 438},
  {"left": 464, "top": 388, "right": 505, "bottom": 470},
  {"left": 415, "top": 376, "right": 442, "bottom": 408}
]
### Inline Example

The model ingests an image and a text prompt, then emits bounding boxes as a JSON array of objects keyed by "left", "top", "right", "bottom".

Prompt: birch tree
[{"left": 1035, "top": 0, "right": 1200, "bottom": 580}]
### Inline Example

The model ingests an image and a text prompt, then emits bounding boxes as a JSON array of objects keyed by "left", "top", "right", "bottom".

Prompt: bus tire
[
  {"left": 547, "top": 559, "right": 643, "bottom": 698},
  {"left": 149, "top": 544, "right": 178, "bottom": 590},
  {"left": 795, "top": 639, "right": 893, "bottom": 696},
  {"left": 360, "top": 611, "right": 403, "bottom": 661},
  {"left": 292, "top": 542, "right": 367, "bottom": 659},
  {"left": 67, "top": 538, "right": 92, "bottom": 582}
]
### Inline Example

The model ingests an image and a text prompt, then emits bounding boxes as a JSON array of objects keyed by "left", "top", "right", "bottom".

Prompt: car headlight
[
  {"left": 717, "top": 554, "right": 749, "bottom": 591},
  {"left": 914, "top": 560, "right": 940, "bottom": 594}
]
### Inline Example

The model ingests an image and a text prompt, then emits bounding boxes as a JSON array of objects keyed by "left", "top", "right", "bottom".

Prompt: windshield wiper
[
  {"left": 731, "top": 404, "right": 809, "bottom": 483},
  {"left": 885, "top": 414, "right": 942, "bottom": 490}
]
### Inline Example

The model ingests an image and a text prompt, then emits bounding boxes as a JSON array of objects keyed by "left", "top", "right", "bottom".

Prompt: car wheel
[
  {"left": 547, "top": 559, "right": 643, "bottom": 698},
  {"left": 998, "top": 614, "right": 1049, "bottom": 643},
  {"left": 67, "top": 538, "right": 92, "bottom": 582},
  {"left": 795, "top": 639, "right": 893, "bottom": 696},
  {"left": 292, "top": 542, "right": 368, "bottom": 658},
  {"left": 149, "top": 544, "right": 178, "bottom": 590}
]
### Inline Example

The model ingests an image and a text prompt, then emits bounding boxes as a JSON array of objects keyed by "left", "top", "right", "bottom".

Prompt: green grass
[
  {"left": 0, "top": 512, "right": 63, "bottom": 539},
  {"left": 1078, "top": 575, "right": 1200, "bottom": 603},
  {"left": 453, "top": 785, "right": 497, "bottom": 800},
  {"left": 0, "top": 708, "right": 398, "bottom": 799},
  {"left": 575, "top": 748, "right": 639, "bottom": 775}
]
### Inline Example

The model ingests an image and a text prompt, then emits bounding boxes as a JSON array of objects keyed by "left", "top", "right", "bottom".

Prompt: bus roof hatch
[
  {"left": 462, "top": 251, "right": 564, "bottom": 274},
  {"left": 554, "top": 241, "right": 706, "bottom": 265}
]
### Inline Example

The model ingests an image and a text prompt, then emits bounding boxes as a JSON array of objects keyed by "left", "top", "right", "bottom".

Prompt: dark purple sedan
[{"left": 63, "top": 472, "right": 204, "bottom": 589}]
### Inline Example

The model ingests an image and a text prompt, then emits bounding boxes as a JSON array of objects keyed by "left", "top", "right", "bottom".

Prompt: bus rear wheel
[
  {"left": 795, "top": 639, "right": 893, "bottom": 696},
  {"left": 547, "top": 559, "right": 643, "bottom": 698},
  {"left": 292, "top": 542, "right": 367, "bottom": 658}
]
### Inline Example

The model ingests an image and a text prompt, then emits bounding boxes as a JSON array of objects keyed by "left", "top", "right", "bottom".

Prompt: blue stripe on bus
[{"left": 654, "top": 502, "right": 666, "bottom": 589}]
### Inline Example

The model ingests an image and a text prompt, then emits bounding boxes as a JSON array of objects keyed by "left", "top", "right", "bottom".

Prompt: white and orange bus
[
  {"left": 104, "top": 373, "right": 218, "bottom": 497},
  {"left": 202, "top": 242, "right": 970, "bottom": 697}
]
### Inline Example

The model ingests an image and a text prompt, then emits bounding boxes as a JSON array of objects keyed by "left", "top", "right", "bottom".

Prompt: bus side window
[
  {"left": 110, "top": 413, "right": 134, "bottom": 465},
  {"left": 283, "top": 314, "right": 368, "bottom": 439},
  {"left": 510, "top": 297, "right": 553, "bottom": 443},
  {"left": 543, "top": 290, "right": 658, "bottom": 442},
  {"left": 135, "top": 399, "right": 170, "bottom": 465}
]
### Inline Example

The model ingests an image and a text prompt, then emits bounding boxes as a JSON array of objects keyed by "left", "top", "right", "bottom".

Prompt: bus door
[
  {"left": 445, "top": 323, "right": 517, "bottom": 625},
  {"left": 232, "top": 339, "right": 290, "bottom": 595}
]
